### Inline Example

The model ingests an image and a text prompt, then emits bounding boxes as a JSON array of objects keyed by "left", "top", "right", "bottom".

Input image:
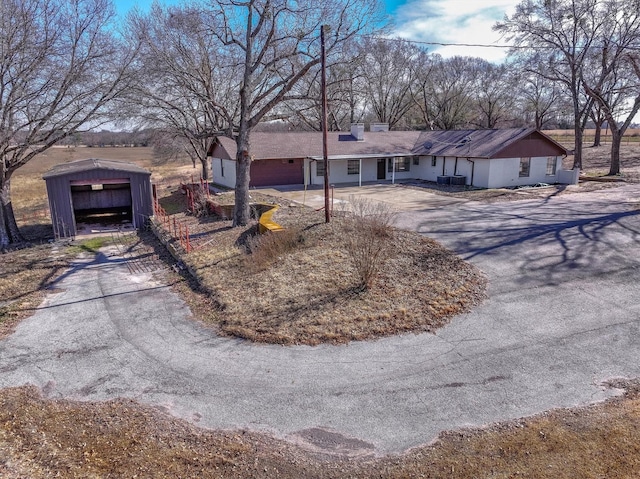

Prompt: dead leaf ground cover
[{"left": 3, "top": 382, "right": 640, "bottom": 478}]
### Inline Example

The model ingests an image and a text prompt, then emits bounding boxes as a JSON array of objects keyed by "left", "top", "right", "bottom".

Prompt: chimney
[
  {"left": 350, "top": 123, "right": 365, "bottom": 141},
  {"left": 370, "top": 123, "right": 389, "bottom": 132}
]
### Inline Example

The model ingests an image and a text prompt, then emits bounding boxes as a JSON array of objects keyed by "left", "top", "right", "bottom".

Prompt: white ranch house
[{"left": 208, "top": 125, "right": 577, "bottom": 190}]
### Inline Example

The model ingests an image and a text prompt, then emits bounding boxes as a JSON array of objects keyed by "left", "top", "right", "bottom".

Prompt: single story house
[{"left": 208, "top": 125, "right": 576, "bottom": 190}]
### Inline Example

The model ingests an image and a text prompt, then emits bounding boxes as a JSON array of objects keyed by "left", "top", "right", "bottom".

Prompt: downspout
[
  {"left": 441, "top": 157, "right": 445, "bottom": 176},
  {"left": 454, "top": 158, "right": 458, "bottom": 176},
  {"left": 359, "top": 158, "right": 362, "bottom": 187}
]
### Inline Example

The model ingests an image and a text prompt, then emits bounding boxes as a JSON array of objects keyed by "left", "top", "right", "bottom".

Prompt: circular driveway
[{"left": 2, "top": 184, "right": 640, "bottom": 454}]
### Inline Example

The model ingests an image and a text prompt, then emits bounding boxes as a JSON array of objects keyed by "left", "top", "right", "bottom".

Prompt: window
[
  {"left": 387, "top": 157, "right": 411, "bottom": 172},
  {"left": 220, "top": 159, "right": 224, "bottom": 177},
  {"left": 347, "top": 159, "right": 360, "bottom": 175},
  {"left": 519, "top": 157, "right": 530, "bottom": 177},
  {"left": 546, "top": 157, "right": 557, "bottom": 176},
  {"left": 316, "top": 160, "right": 325, "bottom": 177},
  {"left": 431, "top": 156, "right": 437, "bottom": 167},
  {"left": 413, "top": 156, "right": 420, "bottom": 166}
]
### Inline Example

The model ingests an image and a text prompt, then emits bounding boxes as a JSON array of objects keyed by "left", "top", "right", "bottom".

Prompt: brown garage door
[{"left": 250, "top": 158, "right": 304, "bottom": 187}]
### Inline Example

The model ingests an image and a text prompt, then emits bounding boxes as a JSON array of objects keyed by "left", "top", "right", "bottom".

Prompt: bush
[
  {"left": 340, "top": 196, "right": 396, "bottom": 290},
  {"left": 244, "top": 228, "right": 305, "bottom": 271}
]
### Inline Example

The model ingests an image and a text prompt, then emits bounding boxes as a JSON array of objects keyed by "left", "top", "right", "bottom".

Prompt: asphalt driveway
[{"left": 2, "top": 184, "right": 640, "bottom": 455}]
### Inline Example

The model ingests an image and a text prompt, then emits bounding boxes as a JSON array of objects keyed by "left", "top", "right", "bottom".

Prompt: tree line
[{"left": 1, "top": 0, "right": 639, "bottom": 249}]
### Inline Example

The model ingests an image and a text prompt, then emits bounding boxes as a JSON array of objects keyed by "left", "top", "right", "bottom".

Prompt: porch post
[{"left": 359, "top": 158, "right": 362, "bottom": 187}]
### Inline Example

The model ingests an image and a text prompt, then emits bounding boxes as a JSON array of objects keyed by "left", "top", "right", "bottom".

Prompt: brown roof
[
  {"left": 214, "top": 131, "right": 422, "bottom": 160},
  {"left": 43, "top": 158, "right": 151, "bottom": 179},
  {"left": 212, "top": 128, "right": 568, "bottom": 161}
]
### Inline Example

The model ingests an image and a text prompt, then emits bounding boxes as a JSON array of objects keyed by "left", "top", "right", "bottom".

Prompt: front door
[{"left": 377, "top": 158, "right": 386, "bottom": 180}]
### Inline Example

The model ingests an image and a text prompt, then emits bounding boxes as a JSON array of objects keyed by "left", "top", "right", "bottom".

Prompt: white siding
[
  {"left": 486, "top": 156, "right": 564, "bottom": 188},
  {"left": 415, "top": 156, "right": 443, "bottom": 182},
  {"left": 471, "top": 160, "right": 491, "bottom": 188},
  {"left": 212, "top": 158, "right": 236, "bottom": 189}
]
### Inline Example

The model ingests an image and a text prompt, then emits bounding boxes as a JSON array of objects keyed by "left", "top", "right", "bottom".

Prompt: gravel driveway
[{"left": 2, "top": 184, "right": 640, "bottom": 455}]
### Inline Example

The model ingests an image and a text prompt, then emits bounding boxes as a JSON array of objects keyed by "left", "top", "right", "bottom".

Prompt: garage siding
[
  {"left": 44, "top": 160, "right": 153, "bottom": 239},
  {"left": 250, "top": 158, "right": 304, "bottom": 187}
]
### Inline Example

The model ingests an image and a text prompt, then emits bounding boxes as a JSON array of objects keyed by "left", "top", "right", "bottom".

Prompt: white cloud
[{"left": 392, "top": 0, "right": 519, "bottom": 63}]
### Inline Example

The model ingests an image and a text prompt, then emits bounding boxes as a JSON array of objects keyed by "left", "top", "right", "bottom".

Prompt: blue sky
[{"left": 114, "top": 0, "right": 519, "bottom": 63}]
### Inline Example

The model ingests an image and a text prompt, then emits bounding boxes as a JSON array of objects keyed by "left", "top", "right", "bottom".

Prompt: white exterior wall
[
  {"left": 471, "top": 160, "right": 491, "bottom": 188},
  {"left": 307, "top": 157, "right": 417, "bottom": 185},
  {"left": 211, "top": 157, "right": 236, "bottom": 189},
  {"left": 486, "top": 156, "right": 564, "bottom": 189},
  {"left": 412, "top": 156, "right": 440, "bottom": 182},
  {"left": 453, "top": 159, "right": 473, "bottom": 185},
  {"left": 328, "top": 159, "right": 378, "bottom": 184},
  {"left": 421, "top": 156, "right": 446, "bottom": 182}
]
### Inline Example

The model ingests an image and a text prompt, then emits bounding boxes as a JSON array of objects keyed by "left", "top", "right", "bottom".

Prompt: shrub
[
  {"left": 340, "top": 196, "right": 396, "bottom": 290},
  {"left": 244, "top": 227, "right": 305, "bottom": 271}
]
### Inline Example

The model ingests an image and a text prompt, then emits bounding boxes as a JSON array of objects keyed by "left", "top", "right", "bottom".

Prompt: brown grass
[
  {"left": 0, "top": 244, "right": 71, "bottom": 338},
  {"left": 180, "top": 199, "right": 486, "bottom": 345},
  {"left": 3, "top": 383, "right": 640, "bottom": 478}
]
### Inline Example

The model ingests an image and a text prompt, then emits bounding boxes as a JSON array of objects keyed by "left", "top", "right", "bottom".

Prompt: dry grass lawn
[
  {"left": 182, "top": 200, "right": 486, "bottom": 345},
  {"left": 3, "top": 139, "right": 640, "bottom": 476},
  {"left": 2, "top": 382, "right": 640, "bottom": 478}
]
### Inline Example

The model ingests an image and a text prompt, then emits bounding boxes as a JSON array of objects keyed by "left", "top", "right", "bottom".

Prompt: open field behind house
[{"left": 545, "top": 127, "right": 640, "bottom": 148}]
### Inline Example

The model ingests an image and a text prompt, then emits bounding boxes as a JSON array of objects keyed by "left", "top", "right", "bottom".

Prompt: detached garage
[{"left": 43, "top": 159, "right": 153, "bottom": 239}]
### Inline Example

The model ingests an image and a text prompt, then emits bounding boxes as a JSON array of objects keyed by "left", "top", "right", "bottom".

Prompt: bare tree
[
  {"left": 357, "top": 37, "right": 420, "bottom": 129},
  {"left": 280, "top": 48, "right": 369, "bottom": 132},
  {"left": 519, "top": 70, "right": 564, "bottom": 130},
  {"left": 581, "top": 0, "right": 640, "bottom": 175},
  {"left": 207, "top": 0, "right": 384, "bottom": 226},
  {"left": 589, "top": 102, "right": 607, "bottom": 147},
  {"left": 128, "top": 4, "right": 240, "bottom": 180},
  {"left": 0, "top": 0, "right": 139, "bottom": 250},
  {"left": 495, "top": 0, "right": 606, "bottom": 169},
  {"left": 471, "top": 61, "right": 517, "bottom": 128},
  {"left": 413, "top": 55, "right": 478, "bottom": 130}
]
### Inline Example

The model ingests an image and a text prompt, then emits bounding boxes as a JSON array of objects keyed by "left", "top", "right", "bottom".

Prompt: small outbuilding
[{"left": 43, "top": 158, "right": 153, "bottom": 239}]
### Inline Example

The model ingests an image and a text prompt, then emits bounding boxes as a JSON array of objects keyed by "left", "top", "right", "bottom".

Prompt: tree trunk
[
  {"left": 0, "top": 175, "right": 25, "bottom": 251},
  {"left": 200, "top": 156, "right": 210, "bottom": 181},
  {"left": 608, "top": 128, "right": 622, "bottom": 176},
  {"left": 233, "top": 126, "right": 251, "bottom": 226},
  {"left": 573, "top": 123, "right": 583, "bottom": 169},
  {"left": 593, "top": 121, "right": 603, "bottom": 147}
]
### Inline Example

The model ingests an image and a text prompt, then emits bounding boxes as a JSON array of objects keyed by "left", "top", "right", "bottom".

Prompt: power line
[{"left": 360, "top": 34, "right": 640, "bottom": 52}]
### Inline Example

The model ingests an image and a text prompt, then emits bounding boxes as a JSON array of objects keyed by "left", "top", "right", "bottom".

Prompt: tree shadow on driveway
[{"left": 408, "top": 197, "right": 640, "bottom": 288}]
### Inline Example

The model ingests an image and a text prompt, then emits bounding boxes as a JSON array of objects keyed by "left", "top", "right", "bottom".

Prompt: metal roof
[{"left": 43, "top": 158, "right": 151, "bottom": 179}]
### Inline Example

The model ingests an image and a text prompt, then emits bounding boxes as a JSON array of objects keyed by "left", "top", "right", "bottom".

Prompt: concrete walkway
[{"left": 2, "top": 184, "right": 640, "bottom": 455}]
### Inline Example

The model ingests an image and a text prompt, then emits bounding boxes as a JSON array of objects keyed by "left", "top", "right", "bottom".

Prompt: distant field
[{"left": 544, "top": 128, "right": 640, "bottom": 148}]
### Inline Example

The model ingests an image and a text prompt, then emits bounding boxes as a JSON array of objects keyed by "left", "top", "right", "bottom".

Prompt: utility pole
[{"left": 321, "top": 24, "right": 330, "bottom": 223}]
